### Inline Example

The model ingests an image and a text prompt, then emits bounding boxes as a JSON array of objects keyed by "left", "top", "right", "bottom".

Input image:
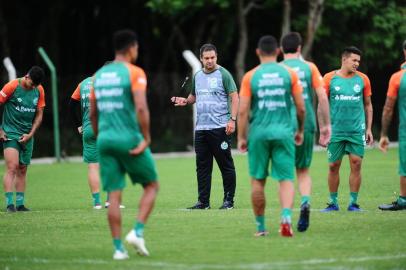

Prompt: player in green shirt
[
  {"left": 0, "top": 66, "right": 45, "bottom": 212},
  {"left": 321, "top": 47, "right": 373, "bottom": 212},
  {"left": 90, "top": 30, "right": 159, "bottom": 260},
  {"left": 281, "top": 32, "right": 331, "bottom": 232},
  {"left": 378, "top": 41, "right": 406, "bottom": 211},
  {"left": 238, "top": 35, "right": 305, "bottom": 237}
]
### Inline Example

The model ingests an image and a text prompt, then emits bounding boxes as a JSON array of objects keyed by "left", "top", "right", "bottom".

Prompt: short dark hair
[
  {"left": 281, "top": 32, "right": 302, "bottom": 53},
  {"left": 403, "top": 40, "right": 406, "bottom": 50},
  {"left": 257, "top": 35, "right": 278, "bottom": 55},
  {"left": 199, "top": 44, "right": 217, "bottom": 57},
  {"left": 113, "top": 29, "right": 138, "bottom": 52},
  {"left": 342, "top": 46, "right": 362, "bottom": 58},
  {"left": 28, "top": 66, "right": 45, "bottom": 86}
]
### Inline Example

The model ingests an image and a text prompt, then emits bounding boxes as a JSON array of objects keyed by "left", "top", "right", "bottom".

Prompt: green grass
[{"left": 0, "top": 148, "right": 405, "bottom": 270}]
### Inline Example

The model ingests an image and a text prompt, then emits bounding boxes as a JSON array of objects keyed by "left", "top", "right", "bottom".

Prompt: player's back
[
  {"left": 248, "top": 62, "right": 295, "bottom": 140},
  {"left": 93, "top": 62, "right": 142, "bottom": 151},
  {"left": 391, "top": 69, "right": 406, "bottom": 139}
]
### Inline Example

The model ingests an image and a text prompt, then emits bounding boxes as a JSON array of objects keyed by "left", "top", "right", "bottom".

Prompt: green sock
[
  {"left": 301, "top": 195, "right": 310, "bottom": 205},
  {"left": 281, "top": 208, "right": 292, "bottom": 223},
  {"left": 349, "top": 192, "right": 358, "bottom": 205},
  {"left": 255, "top": 215, "right": 265, "bottom": 232},
  {"left": 398, "top": 196, "right": 406, "bottom": 206},
  {"left": 113, "top": 238, "right": 124, "bottom": 252},
  {"left": 134, "top": 221, "right": 145, "bottom": 238},
  {"left": 16, "top": 192, "right": 24, "bottom": 207},
  {"left": 329, "top": 192, "right": 338, "bottom": 205},
  {"left": 5, "top": 192, "right": 13, "bottom": 206},
  {"left": 92, "top": 192, "right": 101, "bottom": 206}
]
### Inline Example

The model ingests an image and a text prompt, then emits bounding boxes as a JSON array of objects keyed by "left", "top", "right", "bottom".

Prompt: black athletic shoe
[
  {"left": 187, "top": 201, "right": 210, "bottom": 210},
  {"left": 297, "top": 203, "right": 310, "bottom": 232},
  {"left": 378, "top": 201, "right": 406, "bottom": 211},
  {"left": 219, "top": 201, "right": 234, "bottom": 210},
  {"left": 16, "top": 205, "right": 30, "bottom": 212},
  {"left": 6, "top": 204, "right": 16, "bottom": 213}
]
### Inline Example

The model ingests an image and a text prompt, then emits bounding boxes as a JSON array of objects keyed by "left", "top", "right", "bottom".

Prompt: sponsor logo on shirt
[
  {"left": 33, "top": 98, "right": 38, "bottom": 105},
  {"left": 17, "top": 98, "right": 22, "bottom": 102},
  {"left": 15, "top": 106, "right": 36, "bottom": 113},
  {"left": 334, "top": 95, "right": 360, "bottom": 101},
  {"left": 334, "top": 86, "right": 341, "bottom": 91}
]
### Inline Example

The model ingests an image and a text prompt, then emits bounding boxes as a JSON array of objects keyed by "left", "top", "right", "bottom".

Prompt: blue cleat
[
  {"left": 347, "top": 203, "right": 362, "bottom": 212},
  {"left": 320, "top": 203, "right": 339, "bottom": 212},
  {"left": 297, "top": 203, "right": 310, "bottom": 232}
]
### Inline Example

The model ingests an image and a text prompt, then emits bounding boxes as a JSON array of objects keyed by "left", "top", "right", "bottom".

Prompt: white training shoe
[
  {"left": 125, "top": 230, "right": 149, "bottom": 256},
  {"left": 93, "top": 204, "right": 102, "bottom": 210},
  {"left": 104, "top": 202, "right": 126, "bottom": 209},
  {"left": 113, "top": 249, "right": 129, "bottom": 260}
]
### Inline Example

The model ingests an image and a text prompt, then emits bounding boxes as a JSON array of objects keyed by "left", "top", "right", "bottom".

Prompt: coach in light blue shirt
[{"left": 171, "top": 44, "right": 239, "bottom": 210}]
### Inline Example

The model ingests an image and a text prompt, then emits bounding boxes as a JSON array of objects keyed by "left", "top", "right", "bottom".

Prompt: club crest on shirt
[
  {"left": 17, "top": 98, "right": 22, "bottom": 102},
  {"left": 208, "top": 78, "right": 218, "bottom": 88},
  {"left": 33, "top": 97, "right": 38, "bottom": 105},
  {"left": 353, "top": 84, "right": 361, "bottom": 93},
  {"left": 220, "top": 141, "right": 228, "bottom": 150}
]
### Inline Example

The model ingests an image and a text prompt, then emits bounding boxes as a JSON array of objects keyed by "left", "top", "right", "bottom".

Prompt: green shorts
[
  {"left": 399, "top": 140, "right": 406, "bottom": 176},
  {"left": 98, "top": 141, "right": 158, "bottom": 192},
  {"left": 327, "top": 139, "right": 364, "bottom": 163},
  {"left": 295, "top": 131, "right": 314, "bottom": 169},
  {"left": 2, "top": 139, "right": 34, "bottom": 165},
  {"left": 82, "top": 130, "right": 98, "bottom": 164},
  {"left": 248, "top": 137, "right": 295, "bottom": 181}
]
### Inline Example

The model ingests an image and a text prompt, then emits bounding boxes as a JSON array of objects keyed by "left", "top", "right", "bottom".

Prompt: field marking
[{"left": 1, "top": 253, "right": 405, "bottom": 269}]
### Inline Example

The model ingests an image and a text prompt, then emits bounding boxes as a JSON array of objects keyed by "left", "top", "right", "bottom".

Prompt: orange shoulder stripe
[
  {"left": 0, "top": 79, "right": 19, "bottom": 103},
  {"left": 239, "top": 67, "right": 258, "bottom": 97}
]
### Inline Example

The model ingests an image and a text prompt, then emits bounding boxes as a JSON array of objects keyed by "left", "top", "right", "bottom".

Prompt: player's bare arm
[
  {"left": 315, "top": 86, "right": 331, "bottom": 147},
  {"left": 130, "top": 89, "right": 150, "bottom": 156},
  {"left": 19, "top": 108, "right": 44, "bottom": 144},
  {"left": 292, "top": 90, "right": 305, "bottom": 146},
  {"left": 364, "top": 95, "right": 374, "bottom": 146},
  {"left": 90, "top": 94, "right": 98, "bottom": 136},
  {"left": 237, "top": 96, "right": 250, "bottom": 153},
  {"left": 379, "top": 96, "right": 397, "bottom": 152},
  {"left": 226, "top": 92, "right": 239, "bottom": 135},
  {"left": 171, "top": 94, "right": 195, "bottom": 106}
]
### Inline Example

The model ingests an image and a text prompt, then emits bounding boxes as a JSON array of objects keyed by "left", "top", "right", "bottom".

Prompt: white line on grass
[{"left": 1, "top": 253, "right": 405, "bottom": 270}]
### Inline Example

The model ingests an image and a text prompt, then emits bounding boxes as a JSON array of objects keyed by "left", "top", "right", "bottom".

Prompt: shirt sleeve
[
  {"left": 287, "top": 68, "right": 303, "bottom": 95},
  {"left": 190, "top": 74, "right": 196, "bottom": 96},
  {"left": 0, "top": 79, "right": 19, "bottom": 103},
  {"left": 308, "top": 62, "right": 324, "bottom": 90},
  {"left": 387, "top": 71, "right": 404, "bottom": 97},
  {"left": 323, "top": 72, "right": 334, "bottom": 97},
  {"left": 239, "top": 69, "right": 256, "bottom": 97},
  {"left": 37, "top": 85, "right": 46, "bottom": 108},
  {"left": 359, "top": 72, "right": 372, "bottom": 97},
  {"left": 220, "top": 67, "right": 237, "bottom": 94},
  {"left": 126, "top": 63, "right": 147, "bottom": 93},
  {"left": 71, "top": 83, "right": 81, "bottom": 101}
]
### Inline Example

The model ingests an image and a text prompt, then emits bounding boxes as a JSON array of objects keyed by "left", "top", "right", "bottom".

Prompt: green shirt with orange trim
[
  {"left": 282, "top": 58, "right": 323, "bottom": 132},
  {"left": 71, "top": 77, "right": 94, "bottom": 137},
  {"left": 0, "top": 79, "right": 45, "bottom": 140},
  {"left": 240, "top": 62, "right": 302, "bottom": 140},
  {"left": 387, "top": 69, "right": 406, "bottom": 139},
  {"left": 92, "top": 61, "right": 147, "bottom": 146},
  {"left": 323, "top": 70, "right": 371, "bottom": 143}
]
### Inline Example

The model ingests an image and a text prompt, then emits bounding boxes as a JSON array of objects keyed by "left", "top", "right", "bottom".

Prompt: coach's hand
[
  {"left": 0, "top": 129, "right": 7, "bottom": 141},
  {"left": 319, "top": 125, "right": 331, "bottom": 147},
  {"left": 171, "top": 96, "right": 188, "bottom": 106},
  {"left": 238, "top": 139, "right": 248, "bottom": 153},
  {"left": 366, "top": 129, "right": 374, "bottom": 146},
  {"left": 225, "top": 120, "right": 235, "bottom": 135},
  {"left": 19, "top": 133, "right": 32, "bottom": 144},
  {"left": 129, "top": 140, "right": 148, "bottom": 156},
  {"left": 378, "top": 136, "right": 389, "bottom": 153},
  {"left": 295, "top": 130, "right": 304, "bottom": 146}
]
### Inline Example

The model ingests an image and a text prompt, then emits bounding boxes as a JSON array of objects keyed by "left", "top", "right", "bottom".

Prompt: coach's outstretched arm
[
  {"left": 171, "top": 94, "right": 196, "bottom": 106},
  {"left": 130, "top": 89, "right": 150, "bottom": 156}
]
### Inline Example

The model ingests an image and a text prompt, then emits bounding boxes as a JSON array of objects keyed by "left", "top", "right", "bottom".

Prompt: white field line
[
  {"left": 0, "top": 142, "right": 399, "bottom": 165},
  {"left": 0, "top": 254, "right": 405, "bottom": 270}
]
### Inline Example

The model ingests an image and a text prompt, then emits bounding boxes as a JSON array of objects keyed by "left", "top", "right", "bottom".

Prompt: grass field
[{"left": 0, "top": 148, "right": 405, "bottom": 270}]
